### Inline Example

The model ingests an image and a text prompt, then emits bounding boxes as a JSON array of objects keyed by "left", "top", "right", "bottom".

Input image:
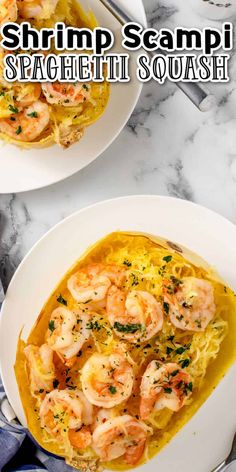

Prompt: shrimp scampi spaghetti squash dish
[
  {"left": 15, "top": 232, "right": 236, "bottom": 471},
  {"left": 0, "top": 0, "right": 109, "bottom": 148}
]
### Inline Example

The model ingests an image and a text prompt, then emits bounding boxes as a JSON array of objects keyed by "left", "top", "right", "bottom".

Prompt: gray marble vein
[{"left": 0, "top": 0, "right": 236, "bottom": 288}]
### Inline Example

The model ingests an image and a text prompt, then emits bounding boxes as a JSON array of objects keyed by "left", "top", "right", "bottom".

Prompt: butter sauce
[{"left": 15, "top": 232, "right": 236, "bottom": 470}]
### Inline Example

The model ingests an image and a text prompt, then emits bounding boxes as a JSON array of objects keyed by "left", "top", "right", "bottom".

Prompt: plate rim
[
  {"left": 1, "top": 195, "right": 236, "bottom": 472},
  {"left": 1, "top": 194, "right": 236, "bottom": 305}
]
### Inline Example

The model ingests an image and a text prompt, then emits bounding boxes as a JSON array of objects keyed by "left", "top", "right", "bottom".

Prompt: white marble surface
[{"left": 1, "top": 0, "right": 236, "bottom": 288}]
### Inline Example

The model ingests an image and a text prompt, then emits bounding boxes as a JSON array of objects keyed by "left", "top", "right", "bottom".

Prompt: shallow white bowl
[
  {"left": 0, "top": 1, "right": 146, "bottom": 193},
  {"left": 0, "top": 195, "right": 236, "bottom": 471}
]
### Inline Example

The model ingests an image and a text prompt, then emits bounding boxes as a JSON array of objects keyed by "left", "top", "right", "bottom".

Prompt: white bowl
[
  {"left": 0, "top": 195, "right": 236, "bottom": 471},
  {"left": 0, "top": 1, "right": 146, "bottom": 193},
  {"left": 189, "top": 0, "right": 236, "bottom": 19}
]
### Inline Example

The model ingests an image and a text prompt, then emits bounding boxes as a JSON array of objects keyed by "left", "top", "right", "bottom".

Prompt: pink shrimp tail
[
  {"left": 140, "top": 396, "right": 156, "bottom": 420},
  {"left": 125, "top": 438, "right": 146, "bottom": 465}
]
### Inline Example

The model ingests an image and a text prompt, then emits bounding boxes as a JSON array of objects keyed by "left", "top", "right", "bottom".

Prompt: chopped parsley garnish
[
  {"left": 39, "top": 389, "right": 44, "bottom": 393},
  {"left": 27, "top": 111, "right": 38, "bottom": 118},
  {"left": 8, "top": 104, "right": 18, "bottom": 114},
  {"left": 167, "top": 335, "right": 175, "bottom": 342},
  {"left": 170, "top": 276, "right": 183, "bottom": 287},
  {"left": 182, "top": 301, "right": 192, "bottom": 308},
  {"left": 166, "top": 346, "right": 173, "bottom": 355},
  {"left": 163, "top": 387, "right": 172, "bottom": 394},
  {"left": 130, "top": 273, "right": 139, "bottom": 286},
  {"left": 158, "top": 265, "right": 166, "bottom": 276},
  {"left": 171, "top": 369, "right": 179, "bottom": 377},
  {"left": 163, "top": 302, "right": 169, "bottom": 314},
  {"left": 186, "top": 381, "right": 193, "bottom": 392},
  {"left": 176, "top": 346, "right": 185, "bottom": 355},
  {"left": 109, "top": 386, "right": 117, "bottom": 395},
  {"left": 114, "top": 322, "right": 142, "bottom": 333},
  {"left": 181, "top": 359, "right": 190, "bottom": 368},
  {"left": 83, "top": 84, "right": 89, "bottom": 91},
  {"left": 0, "top": 91, "right": 5, "bottom": 96},
  {"left": 195, "top": 319, "right": 202, "bottom": 328},
  {"left": 86, "top": 320, "right": 102, "bottom": 331},
  {"left": 163, "top": 255, "right": 172, "bottom": 263},
  {"left": 15, "top": 125, "right": 22, "bottom": 135},
  {"left": 48, "top": 320, "right": 55, "bottom": 332},
  {"left": 123, "top": 259, "right": 132, "bottom": 267},
  {"left": 183, "top": 381, "right": 193, "bottom": 395},
  {"left": 57, "top": 294, "right": 67, "bottom": 306},
  {"left": 166, "top": 276, "right": 183, "bottom": 293},
  {"left": 53, "top": 379, "right": 59, "bottom": 389}
]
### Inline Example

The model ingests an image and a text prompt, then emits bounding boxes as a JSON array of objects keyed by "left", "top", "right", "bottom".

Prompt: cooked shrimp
[
  {"left": 107, "top": 287, "right": 163, "bottom": 343},
  {"left": 140, "top": 361, "right": 192, "bottom": 420},
  {"left": 42, "top": 83, "right": 91, "bottom": 107},
  {"left": 0, "top": 101, "right": 49, "bottom": 141},
  {"left": 67, "top": 264, "right": 126, "bottom": 305},
  {"left": 92, "top": 415, "right": 150, "bottom": 465},
  {"left": 81, "top": 353, "right": 134, "bottom": 408},
  {"left": 18, "top": 0, "right": 59, "bottom": 20},
  {"left": 163, "top": 276, "right": 216, "bottom": 332},
  {"left": 0, "top": 47, "right": 41, "bottom": 102},
  {"left": 40, "top": 389, "right": 93, "bottom": 442},
  {"left": 68, "top": 426, "right": 92, "bottom": 449},
  {"left": 93, "top": 408, "right": 114, "bottom": 430},
  {"left": 0, "top": 0, "right": 17, "bottom": 25},
  {"left": 45, "top": 307, "right": 90, "bottom": 362},
  {"left": 14, "top": 83, "right": 41, "bottom": 107},
  {"left": 24, "top": 344, "right": 55, "bottom": 396}
]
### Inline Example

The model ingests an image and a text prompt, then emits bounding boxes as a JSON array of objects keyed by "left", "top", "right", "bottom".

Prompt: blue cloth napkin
[{"left": 0, "top": 381, "right": 76, "bottom": 472}]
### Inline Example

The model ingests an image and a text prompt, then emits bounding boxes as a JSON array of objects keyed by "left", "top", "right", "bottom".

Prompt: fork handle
[
  {"left": 99, "top": 0, "right": 215, "bottom": 111},
  {"left": 99, "top": 0, "right": 132, "bottom": 24},
  {"left": 211, "top": 460, "right": 227, "bottom": 472}
]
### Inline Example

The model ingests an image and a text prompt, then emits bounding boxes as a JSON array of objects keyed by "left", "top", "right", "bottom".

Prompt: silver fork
[
  {"left": 211, "top": 433, "right": 236, "bottom": 472},
  {"left": 98, "top": 0, "right": 216, "bottom": 112},
  {"left": 0, "top": 277, "right": 4, "bottom": 305}
]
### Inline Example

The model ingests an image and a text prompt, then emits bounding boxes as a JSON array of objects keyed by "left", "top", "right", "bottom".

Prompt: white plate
[
  {"left": 0, "top": 1, "right": 146, "bottom": 193},
  {"left": 0, "top": 195, "right": 236, "bottom": 472}
]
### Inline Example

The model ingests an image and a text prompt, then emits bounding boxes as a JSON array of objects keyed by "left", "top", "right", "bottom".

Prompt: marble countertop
[{"left": 0, "top": 0, "right": 236, "bottom": 289}]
